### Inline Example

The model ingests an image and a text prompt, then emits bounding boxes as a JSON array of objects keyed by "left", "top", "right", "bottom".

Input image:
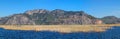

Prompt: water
[{"left": 0, "top": 26, "right": 120, "bottom": 39}]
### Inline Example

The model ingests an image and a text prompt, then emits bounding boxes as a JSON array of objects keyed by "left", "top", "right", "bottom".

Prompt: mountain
[
  {"left": 0, "top": 9, "right": 119, "bottom": 25},
  {"left": 101, "top": 16, "right": 120, "bottom": 24},
  {"left": 24, "top": 9, "right": 97, "bottom": 25}
]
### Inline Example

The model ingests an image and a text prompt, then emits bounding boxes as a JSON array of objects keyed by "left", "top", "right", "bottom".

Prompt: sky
[{"left": 0, "top": 0, "right": 120, "bottom": 18}]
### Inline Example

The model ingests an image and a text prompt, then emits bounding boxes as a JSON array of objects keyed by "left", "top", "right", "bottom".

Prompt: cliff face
[{"left": 0, "top": 9, "right": 104, "bottom": 25}]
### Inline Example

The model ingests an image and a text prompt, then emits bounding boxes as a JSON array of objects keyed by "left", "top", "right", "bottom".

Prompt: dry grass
[{"left": 0, "top": 24, "right": 120, "bottom": 33}]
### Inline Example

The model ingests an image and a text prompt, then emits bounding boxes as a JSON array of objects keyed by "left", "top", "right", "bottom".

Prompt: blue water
[{"left": 0, "top": 26, "right": 120, "bottom": 39}]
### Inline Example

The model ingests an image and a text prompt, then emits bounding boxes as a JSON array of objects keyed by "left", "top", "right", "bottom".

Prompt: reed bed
[{"left": 0, "top": 24, "right": 120, "bottom": 33}]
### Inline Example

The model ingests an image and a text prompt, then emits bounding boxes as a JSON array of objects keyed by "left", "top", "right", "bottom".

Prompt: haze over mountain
[{"left": 0, "top": 9, "right": 120, "bottom": 25}]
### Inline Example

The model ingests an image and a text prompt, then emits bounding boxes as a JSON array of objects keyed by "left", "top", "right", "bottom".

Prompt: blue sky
[{"left": 0, "top": 0, "right": 120, "bottom": 18}]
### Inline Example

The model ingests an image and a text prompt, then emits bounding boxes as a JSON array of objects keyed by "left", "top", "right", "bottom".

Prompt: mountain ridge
[{"left": 0, "top": 9, "right": 120, "bottom": 25}]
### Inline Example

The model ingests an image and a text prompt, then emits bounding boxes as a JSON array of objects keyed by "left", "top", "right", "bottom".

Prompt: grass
[{"left": 0, "top": 24, "right": 120, "bottom": 33}]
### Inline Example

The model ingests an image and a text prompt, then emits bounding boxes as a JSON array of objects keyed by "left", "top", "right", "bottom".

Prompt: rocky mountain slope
[
  {"left": 5, "top": 14, "right": 35, "bottom": 25},
  {"left": 0, "top": 9, "right": 119, "bottom": 25}
]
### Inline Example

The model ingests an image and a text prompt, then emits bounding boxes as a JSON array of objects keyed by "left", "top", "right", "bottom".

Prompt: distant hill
[
  {"left": 101, "top": 16, "right": 120, "bottom": 24},
  {"left": 0, "top": 9, "right": 119, "bottom": 25}
]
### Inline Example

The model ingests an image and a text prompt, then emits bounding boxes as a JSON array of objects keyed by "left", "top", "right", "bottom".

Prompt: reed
[{"left": 0, "top": 24, "right": 120, "bottom": 33}]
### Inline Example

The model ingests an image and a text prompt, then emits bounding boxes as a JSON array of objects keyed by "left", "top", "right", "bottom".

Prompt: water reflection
[{"left": 0, "top": 26, "right": 120, "bottom": 39}]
